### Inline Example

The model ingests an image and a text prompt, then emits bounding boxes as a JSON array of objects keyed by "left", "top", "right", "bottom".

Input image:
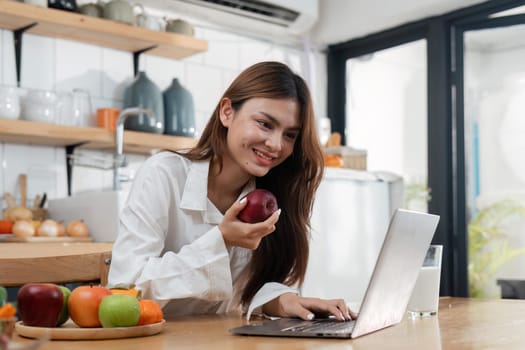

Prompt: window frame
[{"left": 326, "top": 0, "right": 525, "bottom": 297}]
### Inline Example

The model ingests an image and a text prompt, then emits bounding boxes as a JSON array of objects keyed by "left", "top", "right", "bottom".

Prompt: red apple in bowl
[
  {"left": 238, "top": 189, "right": 278, "bottom": 224},
  {"left": 17, "top": 283, "right": 63, "bottom": 327}
]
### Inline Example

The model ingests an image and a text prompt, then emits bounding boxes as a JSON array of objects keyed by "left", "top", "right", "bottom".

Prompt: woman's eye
[
  {"left": 257, "top": 120, "right": 272, "bottom": 129},
  {"left": 285, "top": 133, "right": 298, "bottom": 141}
]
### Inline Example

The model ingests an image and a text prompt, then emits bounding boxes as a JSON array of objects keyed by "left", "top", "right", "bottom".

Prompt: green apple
[
  {"left": 98, "top": 295, "right": 140, "bottom": 328},
  {"left": 0, "top": 286, "right": 7, "bottom": 306},
  {"left": 57, "top": 286, "right": 71, "bottom": 326}
]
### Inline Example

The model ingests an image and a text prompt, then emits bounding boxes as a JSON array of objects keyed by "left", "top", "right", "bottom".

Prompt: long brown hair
[{"left": 182, "top": 61, "right": 324, "bottom": 304}]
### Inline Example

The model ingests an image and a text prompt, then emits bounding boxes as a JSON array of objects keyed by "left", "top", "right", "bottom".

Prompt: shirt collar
[
  {"left": 180, "top": 159, "right": 256, "bottom": 224},
  {"left": 180, "top": 160, "right": 209, "bottom": 211}
]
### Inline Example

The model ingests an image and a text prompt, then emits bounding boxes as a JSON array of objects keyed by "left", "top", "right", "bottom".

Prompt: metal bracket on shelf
[
  {"left": 133, "top": 45, "right": 157, "bottom": 76},
  {"left": 13, "top": 23, "right": 38, "bottom": 87},
  {"left": 65, "top": 143, "right": 88, "bottom": 196}
]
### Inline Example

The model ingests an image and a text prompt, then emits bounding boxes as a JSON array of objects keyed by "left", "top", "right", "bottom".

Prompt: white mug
[
  {"left": 136, "top": 13, "right": 165, "bottom": 31},
  {"left": 145, "top": 16, "right": 165, "bottom": 31},
  {"left": 23, "top": 0, "right": 47, "bottom": 7},
  {"left": 134, "top": 3, "right": 164, "bottom": 31}
]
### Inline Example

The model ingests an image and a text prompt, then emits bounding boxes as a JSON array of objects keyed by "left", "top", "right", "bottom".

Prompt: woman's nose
[{"left": 265, "top": 132, "right": 282, "bottom": 151}]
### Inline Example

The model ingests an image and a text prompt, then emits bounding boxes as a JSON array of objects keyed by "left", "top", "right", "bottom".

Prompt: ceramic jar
[
  {"left": 103, "top": 0, "right": 135, "bottom": 25},
  {"left": 165, "top": 19, "right": 194, "bottom": 36},
  {"left": 123, "top": 71, "right": 164, "bottom": 134},
  {"left": 163, "top": 79, "right": 195, "bottom": 137},
  {"left": 78, "top": 2, "right": 103, "bottom": 17},
  {"left": 0, "top": 86, "right": 21, "bottom": 120}
]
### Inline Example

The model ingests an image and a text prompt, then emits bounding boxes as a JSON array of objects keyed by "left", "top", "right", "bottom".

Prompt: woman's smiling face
[{"left": 220, "top": 97, "right": 300, "bottom": 177}]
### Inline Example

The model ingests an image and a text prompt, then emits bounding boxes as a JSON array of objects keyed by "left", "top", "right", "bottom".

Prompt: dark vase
[
  {"left": 123, "top": 71, "right": 164, "bottom": 134},
  {"left": 163, "top": 78, "right": 195, "bottom": 137}
]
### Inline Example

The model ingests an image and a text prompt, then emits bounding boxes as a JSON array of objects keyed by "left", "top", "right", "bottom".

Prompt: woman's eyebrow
[{"left": 259, "top": 111, "right": 301, "bottom": 131}]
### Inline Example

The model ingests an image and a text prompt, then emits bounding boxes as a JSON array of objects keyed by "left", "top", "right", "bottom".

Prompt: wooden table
[
  {"left": 10, "top": 297, "right": 525, "bottom": 349},
  {"left": 0, "top": 242, "right": 112, "bottom": 286}
]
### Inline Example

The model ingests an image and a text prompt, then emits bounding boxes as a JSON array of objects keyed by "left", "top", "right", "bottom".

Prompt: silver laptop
[{"left": 230, "top": 209, "right": 440, "bottom": 339}]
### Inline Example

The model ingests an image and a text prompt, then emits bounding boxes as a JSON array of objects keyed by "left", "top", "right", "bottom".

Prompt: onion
[
  {"left": 12, "top": 220, "right": 36, "bottom": 237},
  {"left": 57, "top": 221, "right": 66, "bottom": 237},
  {"left": 36, "top": 219, "right": 61, "bottom": 237},
  {"left": 67, "top": 220, "right": 89, "bottom": 237}
]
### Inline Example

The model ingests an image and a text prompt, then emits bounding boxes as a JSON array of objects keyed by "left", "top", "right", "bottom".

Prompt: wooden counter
[
  {"left": 0, "top": 242, "right": 112, "bottom": 286},
  {"left": 10, "top": 297, "right": 525, "bottom": 349}
]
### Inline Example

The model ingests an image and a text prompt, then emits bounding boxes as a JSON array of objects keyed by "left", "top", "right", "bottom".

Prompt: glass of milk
[{"left": 407, "top": 245, "right": 443, "bottom": 318}]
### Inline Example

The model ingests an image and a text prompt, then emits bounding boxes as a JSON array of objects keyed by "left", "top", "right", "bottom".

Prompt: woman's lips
[{"left": 253, "top": 149, "right": 273, "bottom": 160}]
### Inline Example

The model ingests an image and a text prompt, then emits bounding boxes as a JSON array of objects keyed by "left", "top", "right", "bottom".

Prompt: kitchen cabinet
[{"left": 0, "top": 119, "right": 197, "bottom": 154}]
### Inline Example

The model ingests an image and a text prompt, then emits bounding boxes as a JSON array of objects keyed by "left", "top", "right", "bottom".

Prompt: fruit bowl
[{"left": 15, "top": 319, "right": 165, "bottom": 340}]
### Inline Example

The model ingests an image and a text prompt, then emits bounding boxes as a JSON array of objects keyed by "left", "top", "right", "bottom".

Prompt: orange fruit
[
  {"left": 68, "top": 285, "right": 112, "bottom": 327},
  {"left": 0, "top": 303, "right": 16, "bottom": 317},
  {"left": 110, "top": 288, "right": 141, "bottom": 298},
  {"left": 324, "top": 154, "right": 344, "bottom": 167},
  {"left": 0, "top": 220, "right": 13, "bottom": 234},
  {"left": 137, "top": 300, "right": 163, "bottom": 326}
]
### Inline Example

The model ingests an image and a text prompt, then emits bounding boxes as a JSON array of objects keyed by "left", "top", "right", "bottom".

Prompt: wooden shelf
[
  {"left": 0, "top": 1, "right": 208, "bottom": 60},
  {"left": 0, "top": 119, "right": 197, "bottom": 155}
]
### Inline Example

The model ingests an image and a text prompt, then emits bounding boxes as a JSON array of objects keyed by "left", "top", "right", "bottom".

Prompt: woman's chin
[{"left": 245, "top": 163, "right": 271, "bottom": 177}]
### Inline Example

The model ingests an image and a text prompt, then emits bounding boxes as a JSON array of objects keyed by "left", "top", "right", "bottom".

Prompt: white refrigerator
[{"left": 301, "top": 167, "right": 404, "bottom": 309}]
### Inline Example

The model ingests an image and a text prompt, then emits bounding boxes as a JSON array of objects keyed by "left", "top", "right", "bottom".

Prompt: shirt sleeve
[
  {"left": 107, "top": 157, "right": 233, "bottom": 304},
  {"left": 245, "top": 282, "right": 298, "bottom": 320}
]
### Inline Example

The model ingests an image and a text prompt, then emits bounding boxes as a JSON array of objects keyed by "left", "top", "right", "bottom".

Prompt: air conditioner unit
[{"left": 164, "top": 0, "right": 318, "bottom": 38}]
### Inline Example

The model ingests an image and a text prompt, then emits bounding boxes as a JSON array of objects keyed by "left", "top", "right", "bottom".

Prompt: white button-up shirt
[{"left": 108, "top": 152, "right": 295, "bottom": 319}]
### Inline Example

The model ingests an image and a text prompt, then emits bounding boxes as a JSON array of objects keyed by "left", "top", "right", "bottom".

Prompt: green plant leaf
[{"left": 468, "top": 199, "right": 525, "bottom": 298}]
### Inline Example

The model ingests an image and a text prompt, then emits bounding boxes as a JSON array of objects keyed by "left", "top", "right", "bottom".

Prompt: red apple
[
  {"left": 238, "top": 189, "right": 278, "bottom": 223},
  {"left": 17, "top": 283, "right": 63, "bottom": 327}
]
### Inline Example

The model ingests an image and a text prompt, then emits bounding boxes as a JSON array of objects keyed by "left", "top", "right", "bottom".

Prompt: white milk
[{"left": 407, "top": 266, "right": 441, "bottom": 313}]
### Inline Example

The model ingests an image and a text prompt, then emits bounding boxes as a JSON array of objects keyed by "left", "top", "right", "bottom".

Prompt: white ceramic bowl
[
  {"left": 22, "top": 90, "right": 58, "bottom": 124},
  {"left": 0, "top": 86, "right": 21, "bottom": 120}
]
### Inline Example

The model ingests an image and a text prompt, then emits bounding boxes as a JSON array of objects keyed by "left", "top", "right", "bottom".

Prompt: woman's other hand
[
  {"left": 219, "top": 197, "right": 281, "bottom": 250},
  {"left": 262, "top": 292, "right": 357, "bottom": 321}
]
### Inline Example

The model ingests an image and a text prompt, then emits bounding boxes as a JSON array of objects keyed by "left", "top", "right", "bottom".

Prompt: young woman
[{"left": 108, "top": 61, "right": 354, "bottom": 321}]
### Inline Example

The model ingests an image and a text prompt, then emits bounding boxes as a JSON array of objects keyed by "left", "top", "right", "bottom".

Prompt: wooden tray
[
  {"left": 2, "top": 236, "right": 93, "bottom": 243},
  {"left": 15, "top": 320, "right": 165, "bottom": 340}
]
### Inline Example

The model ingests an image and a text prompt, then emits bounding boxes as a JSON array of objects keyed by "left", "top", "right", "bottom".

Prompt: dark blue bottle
[
  {"left": 163, "top": 78, "right": 195, "bottom": 137},
  {"left": 123, "top": 71, "right": 164, "bottom": 134}
]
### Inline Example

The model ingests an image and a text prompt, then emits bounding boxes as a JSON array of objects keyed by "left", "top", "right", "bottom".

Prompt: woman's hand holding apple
[{"left": 219, "top": 189, "right": 280, "bottom": 250}]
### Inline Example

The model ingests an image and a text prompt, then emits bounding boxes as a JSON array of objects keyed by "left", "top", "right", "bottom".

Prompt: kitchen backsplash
[{"left": 0, "top": 18, "right": 316, "bottom": 207}]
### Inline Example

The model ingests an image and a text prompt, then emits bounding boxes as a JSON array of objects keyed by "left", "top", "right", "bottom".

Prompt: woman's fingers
[
  {"left": 219, "top": 201, "right": 281, "bottom": 250},
  {"left": 299, "top": 298, "right": 353, "bottom": 321},
  {"left": 265, "top": 294, "right": 356, "bottom": 322},
  {"left": 224, "top": 196, "right": 248, "bottom": 219},
  {"left": 250, "top": 209, "right": 281, "bottom": 236}
]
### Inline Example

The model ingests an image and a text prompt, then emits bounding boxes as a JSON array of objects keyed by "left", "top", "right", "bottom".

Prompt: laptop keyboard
[{"left": 281, "top": 319, "right": 356, "bottom": 334}]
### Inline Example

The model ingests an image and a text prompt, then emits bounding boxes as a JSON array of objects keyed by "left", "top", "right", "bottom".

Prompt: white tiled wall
[{"left": 0, "top": 10, "right": 323, "bottom": 209}]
